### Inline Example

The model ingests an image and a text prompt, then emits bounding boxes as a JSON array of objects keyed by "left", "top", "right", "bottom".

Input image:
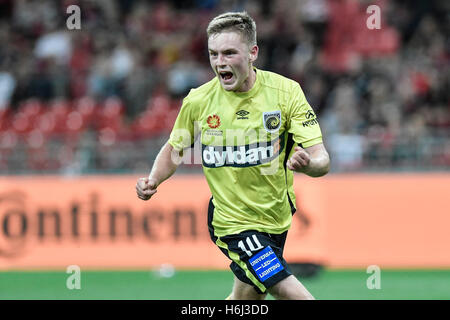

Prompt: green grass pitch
[{"left": 0, "top": 269, "right": 449, "bottom": 299}]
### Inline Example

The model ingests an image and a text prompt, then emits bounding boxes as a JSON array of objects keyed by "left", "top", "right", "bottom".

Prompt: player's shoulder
[
  {"left": 185, "top": 76, "right": 219, "bottom": 104},
  {"left": 257, "top": 68, "right": 300, "bottom": 93}
]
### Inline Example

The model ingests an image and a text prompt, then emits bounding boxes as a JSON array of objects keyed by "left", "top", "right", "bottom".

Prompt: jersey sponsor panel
[{"left": 202, "top": 134, "right": 285, "bottom": 168}]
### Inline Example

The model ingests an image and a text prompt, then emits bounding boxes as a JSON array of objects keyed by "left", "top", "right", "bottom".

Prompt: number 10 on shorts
[{"left": 238, "top": 235, "right": 264, "bottom": 257}]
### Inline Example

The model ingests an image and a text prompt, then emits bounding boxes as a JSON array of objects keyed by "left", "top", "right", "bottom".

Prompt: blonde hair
[{"left": 206, "top": 11, "right": 257, "bottom": 46}]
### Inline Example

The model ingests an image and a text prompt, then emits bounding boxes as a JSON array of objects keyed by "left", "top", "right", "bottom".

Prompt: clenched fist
[
  {"left": 136, "top": 177, "right": 158, "bottom": 201},
  {"left": 286, "top": 146, "right": 310, "bottom": 172}
]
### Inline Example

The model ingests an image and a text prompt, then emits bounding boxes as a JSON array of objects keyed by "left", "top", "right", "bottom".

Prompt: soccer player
[{"left": 136, "top": 11, "right": 330, "bottom": 300}]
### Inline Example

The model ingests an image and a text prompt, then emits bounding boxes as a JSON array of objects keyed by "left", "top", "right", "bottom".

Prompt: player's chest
[{"left": 199, "top": 96, "right": 286, "bottom": 135}]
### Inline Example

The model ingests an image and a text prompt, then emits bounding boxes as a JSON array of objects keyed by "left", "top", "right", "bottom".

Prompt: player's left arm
[{"left": 287, "top": 143, "right": 330, "bottom": 177}]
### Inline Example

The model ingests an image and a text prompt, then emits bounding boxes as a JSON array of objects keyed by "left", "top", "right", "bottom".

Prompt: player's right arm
[
  {"left": 136, "top": 92, "right": 198, "bottom": 201},
  {"left": 136, "top": 141, "right": 181, "bottom": 201}
]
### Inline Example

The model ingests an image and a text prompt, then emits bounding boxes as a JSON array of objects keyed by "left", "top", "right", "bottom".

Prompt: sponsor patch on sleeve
[{"left": 249, "top": 246, "right": 284, "bottom": 282}]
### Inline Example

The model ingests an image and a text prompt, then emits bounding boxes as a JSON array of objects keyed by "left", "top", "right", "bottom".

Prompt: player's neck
[{"left": 235, "top": 66, "right": 256, "bottom": 93}]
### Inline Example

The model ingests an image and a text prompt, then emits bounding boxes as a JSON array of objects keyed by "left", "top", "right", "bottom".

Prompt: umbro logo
[{"left": 236, "top": 110, "right": 249, "bottom": 119}]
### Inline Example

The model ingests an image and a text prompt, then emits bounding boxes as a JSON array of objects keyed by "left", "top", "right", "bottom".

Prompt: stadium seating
[{"left": 0, "top": 0, "right": 447, "bottom": 173}]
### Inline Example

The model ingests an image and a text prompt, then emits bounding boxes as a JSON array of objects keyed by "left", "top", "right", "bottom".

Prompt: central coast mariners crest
[{"left": 263, "top": 110, "right": 281, "bottom": 132}]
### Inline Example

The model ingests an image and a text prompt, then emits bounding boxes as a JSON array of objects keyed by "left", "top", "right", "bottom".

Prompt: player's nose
[{"left": 217, "top": 53, "right": 226, "bottom": 66}]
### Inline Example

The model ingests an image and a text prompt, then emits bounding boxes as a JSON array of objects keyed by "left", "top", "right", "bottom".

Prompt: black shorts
[{"left": 208, "top": 198, "right": 292, "bottom": 294}]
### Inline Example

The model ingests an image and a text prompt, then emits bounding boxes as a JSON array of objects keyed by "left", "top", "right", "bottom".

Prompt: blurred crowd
[{"left": 0, "top": 0, "right": 448, "bottom": 174}]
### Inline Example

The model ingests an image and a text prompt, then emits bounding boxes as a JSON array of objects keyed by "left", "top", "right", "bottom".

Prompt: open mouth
[{"left": 219, "top": 71, "right": 233, "bottom": 81}]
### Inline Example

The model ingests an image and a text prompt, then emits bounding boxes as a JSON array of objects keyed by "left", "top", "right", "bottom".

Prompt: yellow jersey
[{"left": 168, "top": 68, "right": 323, "bottom": 237}]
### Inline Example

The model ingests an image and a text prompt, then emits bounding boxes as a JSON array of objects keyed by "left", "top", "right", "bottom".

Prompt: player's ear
[{"left": 249, "top": 45, "right": 258, "bottom": 63}]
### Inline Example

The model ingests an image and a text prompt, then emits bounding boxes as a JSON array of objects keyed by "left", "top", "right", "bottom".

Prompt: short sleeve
[
  {"left": 168, "top": 95, "right": 199, "bottom": 151},
  {"left": 287, "top": 83, "right": 323, "bottom": 148}
]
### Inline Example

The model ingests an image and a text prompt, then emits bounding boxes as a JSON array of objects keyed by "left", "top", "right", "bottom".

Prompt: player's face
[{"left": 208, "top": 31, "right": 258, "bottom": 92}]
